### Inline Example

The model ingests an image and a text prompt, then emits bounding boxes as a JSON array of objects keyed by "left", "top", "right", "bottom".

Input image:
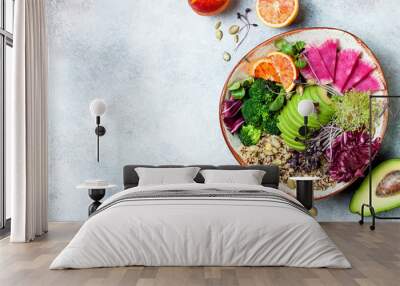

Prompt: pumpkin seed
[
  {"left": 234, "top": 34, "right": 239, "bottom": 43},
  {"left": 223, "top": 52, "right": 231, "bottom": 62},
  {"left": 229, "top": 25, "right": 240, "bottom": 35},
  {"left": 296, "top": 85, "right": 304, "bottom": 97},
  {"left": 214, "top": 21, "right": 222, "bottom": 30},
  {"left": 215, "top": 30, "right": 223, "bottom": 41}
]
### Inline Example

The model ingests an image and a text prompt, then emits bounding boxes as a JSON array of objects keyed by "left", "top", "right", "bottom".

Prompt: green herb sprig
[{"left": 274, "top": 39, "right": 307, "bottom": 69}]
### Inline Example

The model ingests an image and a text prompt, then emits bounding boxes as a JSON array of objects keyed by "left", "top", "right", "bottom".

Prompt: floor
[
  {"left": 0, "top": 219, "right": 11, "bottom": 239},
  {"left": 0, "top": 222, "right": 399, "bottom": 286}
]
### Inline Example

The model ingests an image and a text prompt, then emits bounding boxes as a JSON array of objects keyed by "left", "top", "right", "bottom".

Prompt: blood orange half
[
  {"left": 251, "top": 52, "right": 298, "bottom": 91},
  {"left": 266, "top": 52, "right": 298, "bottom": 91},
  {"left": 189, "top": 0, "right": 230, "bottom": 16},
  {"left": 250, "top": 59, "right": 280, "bottom": 82},
  {"left": 256, "top": 0, "right": 299, "bottom": 28}
]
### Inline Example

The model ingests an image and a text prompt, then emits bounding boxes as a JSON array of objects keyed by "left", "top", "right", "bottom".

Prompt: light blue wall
[{"left": 47, "top": 0, "right": 400, "bottom": 221}]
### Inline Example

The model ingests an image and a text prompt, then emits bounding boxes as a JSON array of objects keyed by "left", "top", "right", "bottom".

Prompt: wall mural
[
  {"left": 46, "top": 0, "right": 400, "bottom": 221},
  {"left": 188, "top": 1, "right": 400, "bottom": 216}
]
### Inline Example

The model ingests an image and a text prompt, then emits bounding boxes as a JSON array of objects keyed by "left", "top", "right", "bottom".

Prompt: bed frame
[{"left": 123, "top": 165, "right": 280, "bottom": 190}]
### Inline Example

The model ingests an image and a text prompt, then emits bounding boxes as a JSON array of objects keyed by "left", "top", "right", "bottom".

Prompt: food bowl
[{"left": 219, "top": 27, "right": 388, "bottom": 200}]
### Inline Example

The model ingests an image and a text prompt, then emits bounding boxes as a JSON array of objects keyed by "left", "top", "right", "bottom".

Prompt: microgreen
[{"left": 235, "top": 8, "right": 258, "bottom": 52}]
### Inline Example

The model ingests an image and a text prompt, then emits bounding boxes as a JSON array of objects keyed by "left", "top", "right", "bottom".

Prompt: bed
[{"left": 50, "top": 165, "right": 350, "bottom": 269}]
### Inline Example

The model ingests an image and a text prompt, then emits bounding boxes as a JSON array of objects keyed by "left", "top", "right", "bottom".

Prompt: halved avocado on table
[{"left": 350, "top": 159, "right": 400, "bottom": 216}]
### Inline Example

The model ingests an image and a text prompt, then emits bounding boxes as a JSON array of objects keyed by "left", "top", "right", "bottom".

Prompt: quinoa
[{"left": 239, "top": 135, "right": 336, "bottom": 191}]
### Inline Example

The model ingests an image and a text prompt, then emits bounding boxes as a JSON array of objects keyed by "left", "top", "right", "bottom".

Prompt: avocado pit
[{"left": 376, "top": 171, "right": 400, "bottom": 197}]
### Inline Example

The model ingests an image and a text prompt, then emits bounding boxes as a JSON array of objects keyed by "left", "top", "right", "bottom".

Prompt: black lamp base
[
  {"left": 88, "top": 189, "right": 105, "bottom": 216},
  {"left": 296, "top": 180, "right": 313, "bottom": 210}
]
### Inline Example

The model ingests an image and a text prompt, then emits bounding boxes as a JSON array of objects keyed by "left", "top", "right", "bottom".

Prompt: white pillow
[
  {"left": 135, "top": 167, "right": 200, "bottom": 186},
  {"left": 200, "top": 169, "right": 266, "bottom": 185}
]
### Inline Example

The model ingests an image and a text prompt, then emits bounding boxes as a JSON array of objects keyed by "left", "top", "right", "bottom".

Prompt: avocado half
[
  {"left": 277, "top": 85, "right": 335, "bottom": 151},
  {"left": 350, "top": 159, "right": 400, "bottom": 216}
]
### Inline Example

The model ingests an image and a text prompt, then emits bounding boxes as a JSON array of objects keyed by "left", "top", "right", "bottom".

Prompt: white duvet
[{"left": 50, "top": 183, "right": 351, "bottom": 269}]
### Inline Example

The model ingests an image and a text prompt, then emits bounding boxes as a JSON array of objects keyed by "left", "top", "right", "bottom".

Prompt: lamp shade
[
  {"left": 297, "top": 99, "right": 315, "bottom": 117},
  {"left": 90, "top": 99, "right": 106, "bottom": 117}
]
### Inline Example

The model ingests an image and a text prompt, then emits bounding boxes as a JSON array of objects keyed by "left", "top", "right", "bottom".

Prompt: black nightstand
[
  {"left": 289, "top": 177, "right": 319, "bottom": 217},
  {"left": 77, "top": 183, "right": 117, "bottom": 216}
]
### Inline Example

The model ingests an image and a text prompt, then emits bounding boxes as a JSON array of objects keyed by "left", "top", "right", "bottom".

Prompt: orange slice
[
  {"left": 251, "top": 52, "right": 298, "bottom": 91},
  {"left": 256, "top": 0, "right": 299, "bottom": 28},
  {"left": 250, "top": 58, "right": 281, "bottom": 82},
  {"left": 266, "top": 52, "right": 298, "bottom": 91}
]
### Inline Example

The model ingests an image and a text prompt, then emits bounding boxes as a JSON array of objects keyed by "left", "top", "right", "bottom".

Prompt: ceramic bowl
[{"left": 219, "top": 27, "right": 388, "bottom": 200}]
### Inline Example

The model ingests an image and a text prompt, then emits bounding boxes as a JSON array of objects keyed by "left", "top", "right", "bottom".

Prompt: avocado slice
[
  {"left": 307, "top": 86, "right": 334, "bottom": 125},
  {"left": 277, "top": 92, "right": 316, "bottom": 149},
  {"left": 311, "top": 85, "right": 333, "bottom": 106},
  {"left": 279, "top": 110, "right": 302, "bottom": 131},
  {"left": 279, "top": 111, "right": 309, "bottom": 139},
  {"left": 281, "top": 133, "right": 305, "bottom": 151},
  {"left": 350, "top": 159, "right": 400, "bottom": 216},
  {"left": 278, "top": 101, "right": 300, "bottom": 132},
  {"left": 277, "top": 86, "right": 335, "bottom": 152},
  {"left": 285, "top": 95, "right": 318, "bottom": 125},
  {"left": 279, "top": 110, "right": 319, "bottom": 138},
  {"left": 285, "top": 98, "right": 320, "bottom": 128},
  {"left": 277, "top": 120, "right": 303, "bottom": 140}
]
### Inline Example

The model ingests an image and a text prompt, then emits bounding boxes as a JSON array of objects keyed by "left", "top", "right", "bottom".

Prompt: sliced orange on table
[
  {"left": 250, "top": 52, "right": 298, "bottom": 92},
  {"left": 256, "top": 0, "right": 299, "bottom": 28}
]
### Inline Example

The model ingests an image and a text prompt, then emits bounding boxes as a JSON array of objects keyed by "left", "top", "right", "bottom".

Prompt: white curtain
[{"left": 9, "top": 0, "right": 48, "bottom": 242}]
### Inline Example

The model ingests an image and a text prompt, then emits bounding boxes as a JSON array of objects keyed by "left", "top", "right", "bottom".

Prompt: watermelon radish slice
[
  {"left": 354, "top": 74, "right": 382, "bottom": 92},
  {"left": 318, "top": 39, "right": 338, "bottom": 79},
  {"left": 333, "top": 49, "right": 361, "bottom": 92},
  {"left": 300, "top": 64, "right": 315, "bottom": 80},
  {"left": 304, "top": 46, "right": 333, "bottom": 84},
  {"left": 344, "top": 59, "right": 375, "bottom": 91}
]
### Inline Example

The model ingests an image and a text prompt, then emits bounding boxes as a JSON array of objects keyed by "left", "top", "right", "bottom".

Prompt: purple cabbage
[
  {"left": 222, "top": 99, "right": 242, "bottom": 118},
  {"left": 222, "top": 99, "right": 244, "bottom": 134},
  {"left": 325, "top": 130, "right": 381, "bottom": 183}
]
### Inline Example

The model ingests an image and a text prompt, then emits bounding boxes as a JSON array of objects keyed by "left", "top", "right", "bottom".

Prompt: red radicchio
[
  {"left": 222, "top": 99, "right": 244, "bottom": 134},
  {"left": 325, "top": 130, "right": 381, "bottom": 183}
]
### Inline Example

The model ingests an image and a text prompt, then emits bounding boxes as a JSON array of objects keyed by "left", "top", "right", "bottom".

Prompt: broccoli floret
[
  {"left": 241, "top": 98, "right": 267, "bottom": 127},
  {"left": 241, "top": 79, "right": 284, "bottom": 136},
  {"left": 248, "top": 78, "right": 281, "bottom": 104},
  {"left": 261, "top": 113, "right": 281, "bottom": 135},
  {"left": 239, "top": 125, "right": 262, "bottom": 146}
]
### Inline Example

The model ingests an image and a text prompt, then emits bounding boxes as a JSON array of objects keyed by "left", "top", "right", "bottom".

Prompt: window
[{"left": 0, "top": 0, "right": 13, "bottom": 233}]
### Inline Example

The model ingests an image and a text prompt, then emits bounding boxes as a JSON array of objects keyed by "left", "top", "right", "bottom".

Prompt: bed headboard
[{"left": 123, "top": 165, "right": 280, "bottom": 190}]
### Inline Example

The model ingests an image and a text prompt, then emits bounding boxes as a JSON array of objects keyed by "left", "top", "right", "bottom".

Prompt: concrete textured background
[{"left": 47, "top": 0, "right": 400, "bottom": 221}]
